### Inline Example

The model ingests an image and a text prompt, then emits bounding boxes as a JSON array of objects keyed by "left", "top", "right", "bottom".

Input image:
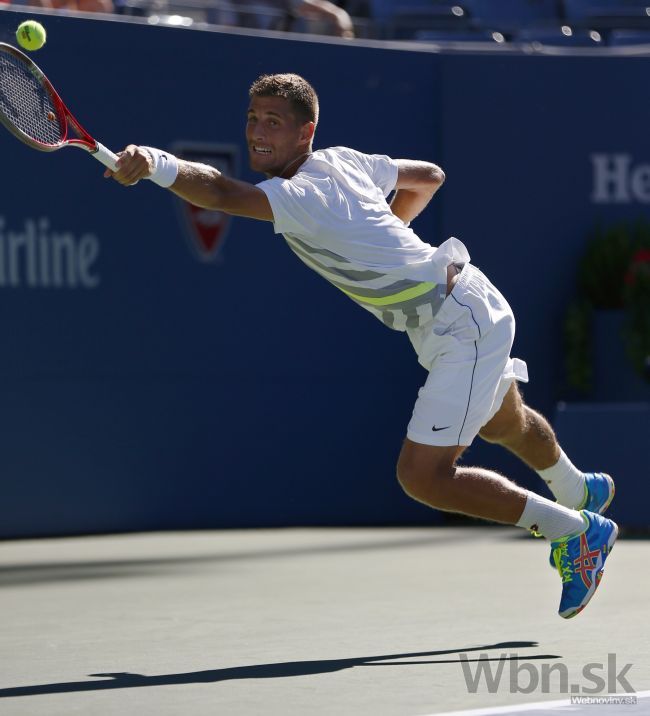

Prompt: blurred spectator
[
  {"left": 12, "top": 0, "right": 114, "bottom": 11},
  {"left": 218, "top": 0, "right": 354, "bottom": 38},
  {"left": 297, "top": 0, "right": 354, "bottom": 37},
  {"left": 51, "top": 0, "right": 114, "bottom": 11}
]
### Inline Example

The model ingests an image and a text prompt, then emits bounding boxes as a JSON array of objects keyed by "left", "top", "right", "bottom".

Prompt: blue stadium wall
[{"left": 0, "top": 8, "right": 647, "bottom": 536}]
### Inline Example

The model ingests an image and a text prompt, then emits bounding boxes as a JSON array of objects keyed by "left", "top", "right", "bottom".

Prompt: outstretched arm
[
  {"left": 390, "top": 159, "right": 445, "bottom": 225},
  {"left": 105, "top": 145, "right": 274, "bottom": 221}
]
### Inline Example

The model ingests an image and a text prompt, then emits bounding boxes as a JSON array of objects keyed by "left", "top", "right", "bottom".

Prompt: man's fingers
[{"left": 108, "top": 147, "right": 150, "bottom": 186}]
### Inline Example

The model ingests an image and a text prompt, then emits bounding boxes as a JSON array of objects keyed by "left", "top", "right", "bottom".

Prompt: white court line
[{"left": 416, "top": 689, "right": 650, "bottom": 716}]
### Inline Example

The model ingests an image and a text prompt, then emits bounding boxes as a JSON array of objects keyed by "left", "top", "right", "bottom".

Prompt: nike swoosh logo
[{"left": 431, "top": 425, "right": 451, "bottom": 432}]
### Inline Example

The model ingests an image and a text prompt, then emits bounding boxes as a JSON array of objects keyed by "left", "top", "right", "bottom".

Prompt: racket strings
[{"left": 0, "top": 51, "right": 63, "bottom": 146}]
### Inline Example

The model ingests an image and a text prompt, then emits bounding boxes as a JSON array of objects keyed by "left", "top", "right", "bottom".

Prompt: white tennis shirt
[{"left": 257, "top": 146, "right": 470, "bottom": 330}]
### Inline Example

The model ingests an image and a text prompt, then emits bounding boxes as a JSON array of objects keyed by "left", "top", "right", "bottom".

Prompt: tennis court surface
[{"left": 1, "top": 527, "right": 648, "bottom": 715}]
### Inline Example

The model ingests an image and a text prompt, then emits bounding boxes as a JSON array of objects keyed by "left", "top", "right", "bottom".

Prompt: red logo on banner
[{"left": 171, "top": 143, "right": 239, "bottom": 263}]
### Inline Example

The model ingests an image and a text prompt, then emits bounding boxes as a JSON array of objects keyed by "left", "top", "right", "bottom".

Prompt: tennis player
[{"left": 106, "top": 73, "right": 617, "bottom": 619}]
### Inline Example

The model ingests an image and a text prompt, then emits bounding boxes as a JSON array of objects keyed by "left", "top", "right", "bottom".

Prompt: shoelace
[{"left": 553, "top": 542, "right": 573, "bottom": 583}]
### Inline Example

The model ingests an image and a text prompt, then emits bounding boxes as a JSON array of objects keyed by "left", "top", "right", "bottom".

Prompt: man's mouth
[{"left": 252, "top": 146, "right": 272, "bottom": 155}]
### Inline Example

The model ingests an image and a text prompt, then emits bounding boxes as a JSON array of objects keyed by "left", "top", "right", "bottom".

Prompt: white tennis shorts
[{"left": 406, "top": 263, "right": 529, "bottom": 447}]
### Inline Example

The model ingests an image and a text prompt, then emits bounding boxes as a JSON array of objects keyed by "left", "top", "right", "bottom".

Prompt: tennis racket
[{"left": 0, "top": 42, "right": 118, "bottom": 171}]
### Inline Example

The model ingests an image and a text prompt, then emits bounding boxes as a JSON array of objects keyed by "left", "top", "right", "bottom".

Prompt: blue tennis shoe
[
  {"left": 548, "top": 473, "right": 615, "bottom": 567},
  {"left": 551, "top": 510, "right": 618, "bottom": 619},
  {"left": 578, "top": 472, "right": 615, "bottom": 515}
]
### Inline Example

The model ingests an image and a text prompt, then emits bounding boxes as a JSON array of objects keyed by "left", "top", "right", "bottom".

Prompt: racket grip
[{"left": 92, "top": 142, "right": 119, "bottom": 172}]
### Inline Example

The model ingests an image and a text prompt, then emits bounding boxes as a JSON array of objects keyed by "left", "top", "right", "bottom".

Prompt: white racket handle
[{"left": 91, "top": 142, "right": 119, "bottom": 172}]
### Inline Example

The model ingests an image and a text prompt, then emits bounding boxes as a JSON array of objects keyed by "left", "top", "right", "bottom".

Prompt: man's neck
[{"left": 277, "top": 150, "right": 313, "bottom": 179}]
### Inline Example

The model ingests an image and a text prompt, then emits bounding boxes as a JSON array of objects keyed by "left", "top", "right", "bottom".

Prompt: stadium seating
[
  {"left": 414, "top": 29, "right": 506, "bottom": 45},
  {"left": 113, "top": 0, "right": 650, "bottom": 43},
  {"left": 368, "top": 0, "right": 438, "bottom": 23},
  {"left": 460, "top": 0, "right": 561, "bottom": 31},
  {"left": 609, "top": 28, "right": 650, "bottom": 44},
  {"left": 366, "top": 0, "right": 650, "bottom": 42},
  {"left": 563, "top": 0, "right": 650, "bottom": 29},
  {"left": 515, "top": 25, "right": 605, "bottom": 46},
  {"left": 369, "top": 1, "right": 471, "bottom": 39}
]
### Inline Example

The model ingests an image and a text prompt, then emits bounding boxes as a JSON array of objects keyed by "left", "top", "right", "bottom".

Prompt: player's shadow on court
[{"left": 0, "top": 641, "right": 560, "bottom": 698}]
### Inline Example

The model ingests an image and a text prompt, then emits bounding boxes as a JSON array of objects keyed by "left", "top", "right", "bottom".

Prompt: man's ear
[{"left": 300, "top": 121, "right": 316, "bottom": 145}]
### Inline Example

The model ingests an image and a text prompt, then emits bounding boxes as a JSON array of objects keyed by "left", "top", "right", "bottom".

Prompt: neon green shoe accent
[
  {"left": 576, "top": 482, "right": 589, "bottom": 511},
  {"left": 553, "top": 542, "right": 573, "bottom": 583},
  {"left": 550, "top": 512, "right": 590, "bottom": 577}
]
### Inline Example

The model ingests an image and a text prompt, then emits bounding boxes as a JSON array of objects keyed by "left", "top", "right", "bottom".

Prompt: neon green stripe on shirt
[{"left": 339, "top": 281, "right": 438, "bottom": 307}]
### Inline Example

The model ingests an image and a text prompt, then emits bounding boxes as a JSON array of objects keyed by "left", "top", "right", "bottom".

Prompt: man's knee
[
  {"left": 478, "top": 414, "right": 523, "bottom": 444},
  {"left": 396, "top": 454, "right": 428, "bottom": 500},
  {"left": 396, "top": 440, "right": 460, "bottom": 504}
]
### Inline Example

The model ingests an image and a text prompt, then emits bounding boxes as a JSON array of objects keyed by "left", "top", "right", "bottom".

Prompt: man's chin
[
  {"left": 248, "top": 154, "right": 281, "bottom": 177},
  {"left": 249, "top": 154, "right": 279, "bottom": 175}
]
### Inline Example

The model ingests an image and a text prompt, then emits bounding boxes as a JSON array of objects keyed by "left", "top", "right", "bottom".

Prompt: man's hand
[{"left": 103, "top": 145, "right": 154, "bottom": 186}]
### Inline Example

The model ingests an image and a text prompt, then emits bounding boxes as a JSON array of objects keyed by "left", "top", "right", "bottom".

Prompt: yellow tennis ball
[{"left": 16, "top": 21, "right": 47, "bottom": 52}]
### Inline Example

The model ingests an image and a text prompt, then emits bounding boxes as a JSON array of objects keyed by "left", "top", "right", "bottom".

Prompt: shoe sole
[{"left": 559, "top": 521, "right": 619, "bottom": 619}]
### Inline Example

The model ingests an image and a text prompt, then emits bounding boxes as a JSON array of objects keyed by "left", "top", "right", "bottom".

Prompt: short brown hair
[{"left": 249, "top": 73, "right": 319, "bottom": 126}]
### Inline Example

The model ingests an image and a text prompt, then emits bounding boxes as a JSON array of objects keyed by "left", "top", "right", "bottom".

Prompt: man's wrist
[{"left": 141, "top": 147, "right": 179, "bottom": 188}]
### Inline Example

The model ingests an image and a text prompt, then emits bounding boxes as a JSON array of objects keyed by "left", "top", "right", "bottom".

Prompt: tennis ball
[{"left": 16, "top": 21, "right": 47, "bottom": 52}]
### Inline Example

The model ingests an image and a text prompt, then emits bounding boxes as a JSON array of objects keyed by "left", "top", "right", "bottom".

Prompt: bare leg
[
  {"left": 396, "top": 436, "right": 585, "bottom": 539},
  {"left": 478, "top": 383, "right": 559, "bottom": 471},
  {"left": 478, "top": 383, "right": 590, "bottom": 509},
  {"left": 396, "top": 442, "right": 526, "bottom": 525}
]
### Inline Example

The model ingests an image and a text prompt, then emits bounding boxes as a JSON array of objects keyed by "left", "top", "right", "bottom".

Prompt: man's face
[{"left": 246, "top": 95, "right": 312, "bottom": 177}]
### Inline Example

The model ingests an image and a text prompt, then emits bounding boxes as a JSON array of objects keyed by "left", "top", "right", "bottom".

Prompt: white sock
[
  {"left": 536, "top": 449, "right": 586, "bottom": 509},
  {"left": 516, "top": 491, "right": 586, "bottom": 541}
]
